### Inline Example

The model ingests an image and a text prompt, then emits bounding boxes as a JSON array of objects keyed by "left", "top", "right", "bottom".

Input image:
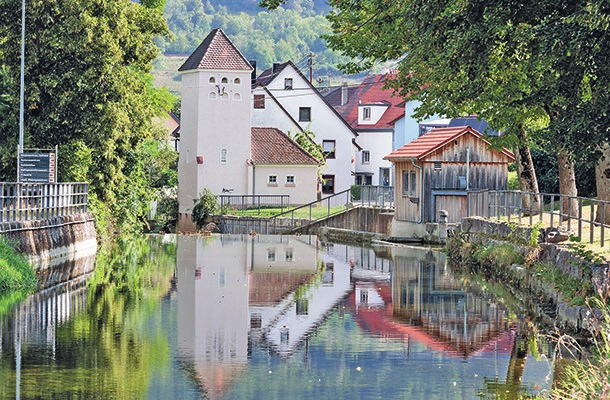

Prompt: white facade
[
  {"left": 251, "top": 87, "right": 302, "bottom": 135},
  {"left": 253, "top": 165, "right": 318, "bottom": 205},
  {"left": 253, "top": 64, "right": 359, "bottom": 198},
  {"left": 354, "top": 130, "right": 394, "bottom": 186},
  {"left": 179, "top": 69, "right": 252, "bottom": 215}
]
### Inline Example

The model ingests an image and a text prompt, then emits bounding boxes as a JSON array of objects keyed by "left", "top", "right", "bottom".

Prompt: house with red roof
[
  {"left": 384, "top": 126, "right": 514, "bottom": 241},
  {"left": 176, "top": 29, "right": 320, "bottom": 232},
  {"left": 326, "top": 73, "right": 406, "bottom": 186},
  {"left": 252, "top": 61, "right": 361, "bottom": 201}
]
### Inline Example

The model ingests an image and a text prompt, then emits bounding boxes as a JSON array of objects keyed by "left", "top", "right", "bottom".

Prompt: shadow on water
[{"left": 0, "top": 234, "right": 555, "bottom": 399}]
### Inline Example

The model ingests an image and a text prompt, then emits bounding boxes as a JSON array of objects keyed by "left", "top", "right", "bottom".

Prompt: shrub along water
[{"left": 0, "top": 237, "right": 37, "bottom": 293}]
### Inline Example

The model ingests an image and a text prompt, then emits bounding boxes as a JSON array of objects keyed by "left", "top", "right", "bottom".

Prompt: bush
[{"left": 191, "top": 188, "right": 219, "bottom": 228}]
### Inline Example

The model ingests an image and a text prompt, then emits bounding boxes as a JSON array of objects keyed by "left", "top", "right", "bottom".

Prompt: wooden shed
[{"left": 384, "top": 126, "right": 514, "bottom": 223}]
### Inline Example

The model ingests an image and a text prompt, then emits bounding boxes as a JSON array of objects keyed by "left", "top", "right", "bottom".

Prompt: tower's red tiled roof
[
  {"left": 179, "top": 28, "right": 253, "bottom": 72},
  {"left": 384, "top": 126, "right": 514, "bottom": 161},
  {"left": 251, "top": 127, "right": 319, "bottom": 165},
  {"left": 326, "top": 73, "right": 406, "bottom": 130}
]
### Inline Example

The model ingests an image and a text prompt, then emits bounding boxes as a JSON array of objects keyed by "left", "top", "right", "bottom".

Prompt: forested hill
[{"left": 159, "top": 0, "right": 344, "bottom": 74}]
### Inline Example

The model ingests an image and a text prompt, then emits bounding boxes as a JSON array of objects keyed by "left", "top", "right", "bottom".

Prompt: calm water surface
[{"left": 0, "top": 235, "right": 554, "bottom": 399}]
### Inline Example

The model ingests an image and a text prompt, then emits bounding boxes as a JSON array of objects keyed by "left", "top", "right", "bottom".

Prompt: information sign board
[{"left": 19, "top": 152, "right": 56, "bottom": 183}]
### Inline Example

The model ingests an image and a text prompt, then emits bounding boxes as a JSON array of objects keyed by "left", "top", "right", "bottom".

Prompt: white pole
[{"left": 18, "top": 0, "right": 25, "bottom": 181}]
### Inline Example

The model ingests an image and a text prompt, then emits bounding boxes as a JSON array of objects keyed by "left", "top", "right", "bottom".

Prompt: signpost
[{"left": 18, "top": 148, "right": 57, "bottom": 183}]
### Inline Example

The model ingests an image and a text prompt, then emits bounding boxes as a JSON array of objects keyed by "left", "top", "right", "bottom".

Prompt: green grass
[
  {"left": 224, "top": 204, "right": 351, "bottom": 219},
  {"left": 0, "top": 237, "right": 37, "bottom": 293}
]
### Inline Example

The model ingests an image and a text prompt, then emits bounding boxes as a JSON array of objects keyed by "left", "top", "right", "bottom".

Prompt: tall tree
[{"left": 0, "top": 0, "right": 172, "bottom": 235}]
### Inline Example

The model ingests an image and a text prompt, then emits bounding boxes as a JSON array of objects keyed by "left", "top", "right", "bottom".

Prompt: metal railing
[
  {"left": 467, "top": 190, "right": 610, "bottom": 246},
  {"left": 219, "top": 194, "right": 290, "bottom": 215},
  {"left": 356, "top": 185, "right": 395, "bottom": 208},
  {"left": 0, "top": 182, "right": 89, "bottom": 223}
]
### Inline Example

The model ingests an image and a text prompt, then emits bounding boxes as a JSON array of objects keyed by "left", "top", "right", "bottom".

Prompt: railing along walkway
[
  {"left": 220, "top": 186, "right": 394, "bottom": 234},
  {"left": 0, "top": 182, "right": 89, "bottom": 223},
  {"left": 467, "top": 190, "right": 610, "bottom": 247}
]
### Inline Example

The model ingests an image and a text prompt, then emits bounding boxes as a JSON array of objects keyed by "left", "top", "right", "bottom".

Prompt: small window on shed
[
  {"left": 402, "top": 171, "right": 409, "bottom": 196},
  {"left": 434, "top": 161, "right": 442, "bottom": 171},
  {"left": 410, "top": 171, "right": 417, "bottom": 196}
]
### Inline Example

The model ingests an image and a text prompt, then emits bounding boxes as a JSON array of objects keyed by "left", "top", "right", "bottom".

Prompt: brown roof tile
[
  {"left": 179, "top": 28, "right": 253, "bottom": 72},
  {"left": 384, "top": 126, "right": 514, "bottom": 161},
  {"left": 251, "top": 127, "right": 319, "bottom": 165}
]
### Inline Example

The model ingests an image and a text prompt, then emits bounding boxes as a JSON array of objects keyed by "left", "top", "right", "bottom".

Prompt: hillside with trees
[{"left": 159, "top": 0, "right": 346, "bottom": 75}]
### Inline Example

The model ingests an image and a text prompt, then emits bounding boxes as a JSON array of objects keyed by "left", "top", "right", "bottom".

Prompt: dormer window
[
  {"left": 363, "top": 107, "right": 371, "bottom": 121},
  {"left": 284, "top": 78, "right": 293, "bottom": 90}
]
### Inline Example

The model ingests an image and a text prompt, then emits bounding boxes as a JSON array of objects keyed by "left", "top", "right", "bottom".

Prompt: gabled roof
[
  {"left": 384, "top": 126, "right": 515, "bottom": 161},
  {"left": 325, "top": 73, "right": 406, "bottom": 130},
  {"left": 251, "top": 127, "right": 319, "bottom": 165},
  {"left": 253, "top": 61, "right": 359, "bottom": 139},
  {"left": 178, "top": 28, "right": 253, "bottom": 72}
]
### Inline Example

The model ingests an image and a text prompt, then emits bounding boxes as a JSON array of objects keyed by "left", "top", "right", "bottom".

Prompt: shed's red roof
[{"left": 384, "top": 126, "right": 514, "bottom": 161}]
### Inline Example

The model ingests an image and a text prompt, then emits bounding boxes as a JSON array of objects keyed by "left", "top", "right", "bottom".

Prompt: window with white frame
[
  {"left": 220, "top": 148, "right": 228, "bottom": 163},
  {"left": 268, "top": 175, "right": 277, "bottom": 184},
  {"left": 362, "top": 150, "right": 370, "bottom": 164},
  {"left": 284, "top": 78, "right": 293, "bottom": 90},
  {"left": 286, "top": 175, "right": 295, "bottom": 184},
  {"left": 402, "top": 170, "right": 409, "bottom": 196},
  {"left": 362, "top": 107, "right": 371, "bottom": 120}
]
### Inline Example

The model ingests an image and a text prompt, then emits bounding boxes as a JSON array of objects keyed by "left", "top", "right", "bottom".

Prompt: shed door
[{"left": 434, "top": 195, "right": 467, "bottom": 223}]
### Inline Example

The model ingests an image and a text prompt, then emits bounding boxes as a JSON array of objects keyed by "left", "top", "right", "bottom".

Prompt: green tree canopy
[{"left": 0, "top": 0, "right": 173, "bottom": 236}]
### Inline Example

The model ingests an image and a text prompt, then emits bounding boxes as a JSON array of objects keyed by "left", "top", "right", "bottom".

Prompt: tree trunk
[
  {"left": 595, "top": 144, "right": 610, "bottom": 224},
  {"left": 558, "top": 150, "right": 578, "bottom": 223},
  {"left": 514, "top": 127, "right": 540, "bottom": 214}
]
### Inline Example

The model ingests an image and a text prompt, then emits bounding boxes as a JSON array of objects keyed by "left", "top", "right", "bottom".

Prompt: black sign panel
[{"left": 19, "top": 153, "right": 56, "bottom": 183}]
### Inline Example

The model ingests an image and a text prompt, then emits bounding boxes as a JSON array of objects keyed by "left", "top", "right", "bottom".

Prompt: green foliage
[
  {"left": 161, "top": 0, "right": 345, "bottom": 74},
  {"left": 0, "top": 0, "right": 174, "bottom": 237},
  {"left": 551, "top": 298, "right": 610, "bottom": 399},
  {"left": 191, "top": 188, "right": 219, "bottom": 228},
  {"left": 350, "top": 184, "right": 361, "bottom": 201},
  {"left": 531, "top": 148, "right": 597, "bottom": 198},
  {"left": 152, "top": 187, "right": 178, "bottom": 232},
  {"left": 0, "top": 237, "right": 36, "bottom": 293}
]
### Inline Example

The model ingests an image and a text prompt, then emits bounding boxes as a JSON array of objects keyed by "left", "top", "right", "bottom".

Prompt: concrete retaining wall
[
  {"left": 0, "top": 212, "right": 97, "bottom": 270},
  {"left": 293, "top": 206, "right": 394, "bottom": 236},
  {"left": 455, "top": 217, "right": 608, "bottom": 336}
]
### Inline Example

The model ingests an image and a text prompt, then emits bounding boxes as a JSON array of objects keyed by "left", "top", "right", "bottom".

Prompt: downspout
[{"left": 411, "top": 158, "right": 423, "bottom": 223}]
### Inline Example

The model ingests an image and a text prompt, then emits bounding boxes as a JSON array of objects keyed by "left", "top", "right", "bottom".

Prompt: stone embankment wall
[
  {"left": 456, "top": 217, "right": 608, "bottom": 336},
  {"left": 292, "top": 207, "right": 394, "bottom": 236},
  {"left": 0, "top": 212, "right": 97, "bottom": 269}
]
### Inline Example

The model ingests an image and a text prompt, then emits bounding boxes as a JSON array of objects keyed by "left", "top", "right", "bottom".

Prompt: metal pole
[{"left": 19, "top": 0, "right": 25, "bottom": 157}]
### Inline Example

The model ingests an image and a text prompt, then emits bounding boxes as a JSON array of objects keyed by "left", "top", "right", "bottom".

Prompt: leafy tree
[{"left": 0, "top": 0, "right": 173, "bottom": 237}]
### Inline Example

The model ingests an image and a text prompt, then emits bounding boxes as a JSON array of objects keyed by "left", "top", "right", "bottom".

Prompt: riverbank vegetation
[{"left": 0, "top": 237, "right": 36, "bottom": 294}]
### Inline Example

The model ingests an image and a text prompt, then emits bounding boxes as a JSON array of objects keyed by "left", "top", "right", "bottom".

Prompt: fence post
[{"left": 601, "top": 203, "right": 605, "bottom": 247}]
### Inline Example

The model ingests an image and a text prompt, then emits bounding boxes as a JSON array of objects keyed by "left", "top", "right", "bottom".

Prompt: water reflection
[{"left": 0, "top": 235, "right": 554, "bottom": 399}]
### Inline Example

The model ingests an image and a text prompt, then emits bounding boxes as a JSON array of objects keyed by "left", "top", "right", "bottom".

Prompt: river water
[{"left": 0, "top": 234, "right": 554, "bottom": 399}]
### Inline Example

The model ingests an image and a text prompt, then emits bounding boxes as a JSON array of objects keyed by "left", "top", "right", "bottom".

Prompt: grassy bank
[{"left": 0, "top": 237, "right": 37, "bottom": 293}]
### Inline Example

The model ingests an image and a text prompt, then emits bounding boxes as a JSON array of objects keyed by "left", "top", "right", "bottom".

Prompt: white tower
[{"left": 177, "top": 29, "right": 253, "bottom": 232}]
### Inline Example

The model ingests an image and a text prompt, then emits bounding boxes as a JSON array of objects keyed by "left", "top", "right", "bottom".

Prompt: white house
[
  {"left": 176, "top": 29, "right": 320, "bottom": 232},
  {"left": 325, "top": 73, "right": 404, "bottom": 186},
  {"left": 252, "top": 61, "right": 360, "bottom": 198}
]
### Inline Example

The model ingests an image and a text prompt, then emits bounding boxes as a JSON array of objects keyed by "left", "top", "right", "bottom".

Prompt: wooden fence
[
  {"left": 467, "top": 190, "right": 610, "bottom": 246},
  {"left": 0, "top": 182, "right": 89, "bottom": 223}
]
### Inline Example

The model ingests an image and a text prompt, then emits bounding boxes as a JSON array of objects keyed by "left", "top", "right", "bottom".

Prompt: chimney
[
  {"left": 250, "top": 60, "right": 257, "bottom": 84},
  {"left": 341, "top": 81, "right": 348, "bottom": 106},
  {"left": 272, "top": 62, "right": 281, "bottom": 73}
]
